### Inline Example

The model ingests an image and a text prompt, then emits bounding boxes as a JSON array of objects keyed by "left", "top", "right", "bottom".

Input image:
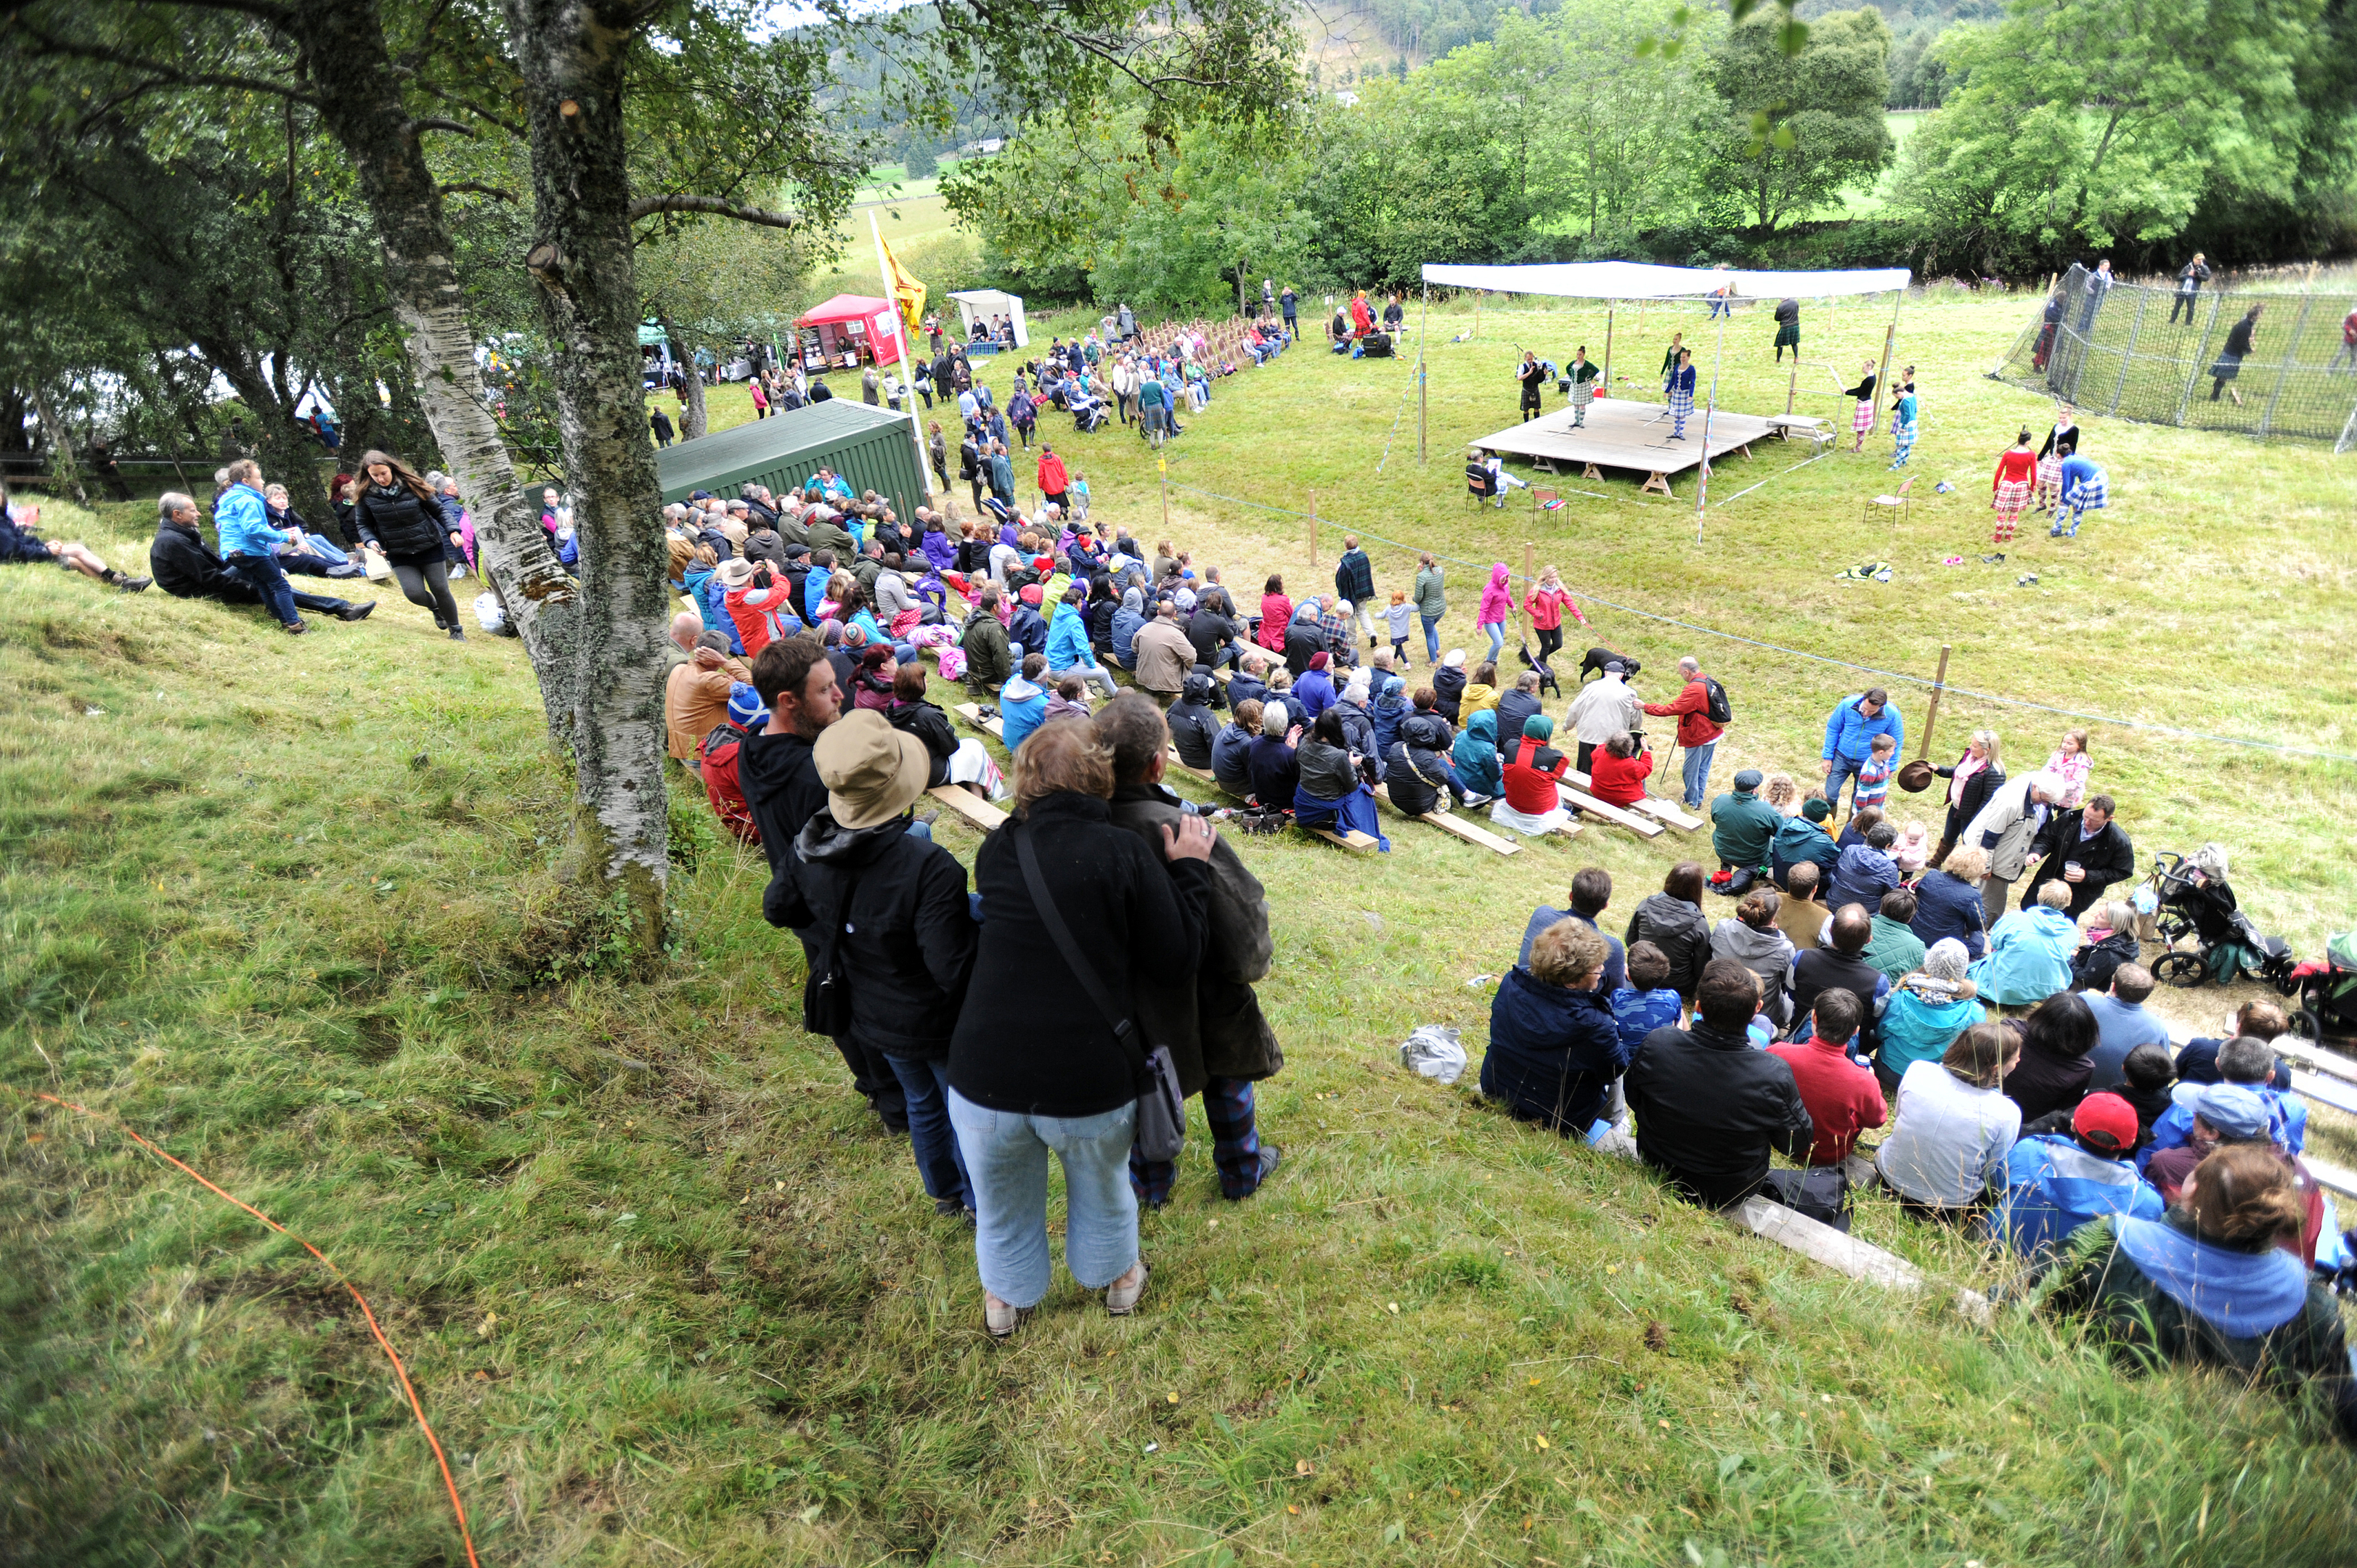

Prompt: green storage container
[{"left": 656, "top": 401, "right": 929, "bottom": 513}]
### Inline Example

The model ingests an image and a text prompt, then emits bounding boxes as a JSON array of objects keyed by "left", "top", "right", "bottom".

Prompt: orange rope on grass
[{"left": 3, "top": 1085, "right": 484, "bottom": 1568}]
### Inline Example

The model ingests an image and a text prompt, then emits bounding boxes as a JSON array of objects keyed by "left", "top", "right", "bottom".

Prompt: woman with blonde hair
[
  {"left": 1929, "top": 728, "right": 2003, "bottom": 867},
  {"left": 2032, "top": 1144, "right": 2357, "bottom": 1439},
  {"left": 1522, "top": 564, "right": 1581, "bottom": 674},
  {"left": 947, "top": 720, "right": 1215, "bottom": 1337},
  {"left": 1762, "top": 772, "right": 1799, "bottom": 816}
]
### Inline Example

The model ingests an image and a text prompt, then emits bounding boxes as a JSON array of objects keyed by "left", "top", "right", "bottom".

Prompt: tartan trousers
[{"left": 1129, "top": 1077, "right": 1266, "bottom": 1204}]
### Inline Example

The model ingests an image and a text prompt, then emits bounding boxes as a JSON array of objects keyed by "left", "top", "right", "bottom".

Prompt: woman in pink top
[
  {"left": 1990, "top": 430, "right": 2035, "bottom": 543},
  {"left": 1257, "top": 573, "right": 1292, "bottom": 652},
  {"left": 1476, "top": 562, "right": 1513, "bottom": 664},
  {"left": 1522, "top": 563, "right": 1585, "bottom": 675}
]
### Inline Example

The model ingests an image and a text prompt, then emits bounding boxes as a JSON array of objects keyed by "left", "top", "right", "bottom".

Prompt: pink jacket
[{"left": 1476, "top": 563, "right": 1513, "bottom": 626}]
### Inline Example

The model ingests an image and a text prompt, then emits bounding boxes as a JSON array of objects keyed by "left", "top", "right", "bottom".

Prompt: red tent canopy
[{"left": 794, "top": 293, "right": 905, "bottom": 367}]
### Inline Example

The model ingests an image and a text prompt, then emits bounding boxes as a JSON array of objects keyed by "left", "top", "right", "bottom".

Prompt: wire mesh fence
[{"left": 1992, "top": 264, "right": 2357, "bottom": 449}]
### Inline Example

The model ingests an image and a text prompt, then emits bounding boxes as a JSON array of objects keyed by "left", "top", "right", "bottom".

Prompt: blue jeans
[
  {"left": 1482, "top": 621, "right": 1505, "bottom": 662},
  {"left": 886, "top": 1055, "right": 972, "bottom": 1211},
  {"left": 948, "top": 1088, "right": 1139, "bottom": 1309},
  {"left": 304, "top": 534, "right": 350, "bottom": 565},
  {"left": 1131, "top": 1077, "right": 1266, "bottom": 1203},
  {"left": 1680, "top": 740, "right": 1717, "bottom": 810},
  {"left": 227, "top": 552, "right": 300, "bottom": 625},
  {"left": 1420, "top": 613, "right": 1442, "bottom": 662},
  {"left": 1825, "top": 754, "right": 1866, "bottom": 813}
]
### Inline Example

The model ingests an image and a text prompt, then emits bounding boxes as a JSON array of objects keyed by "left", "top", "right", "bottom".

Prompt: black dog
[{"left": 1578, "top": 646, "right": 1642, "bottom": 684}]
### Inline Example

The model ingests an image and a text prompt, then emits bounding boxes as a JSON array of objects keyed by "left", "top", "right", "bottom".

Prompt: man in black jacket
[
  {"left": 1788, "top": 905, "right": 1890, "bottom": 1046},
  {"left": 1623, "top": 959, "right": 1814, "bottom": 1208},
  {"left": 1332, "top": 535, "right": 1377, "bottom": 648},
  {"left": 150, "top": 493, "right": 372, "bottom": 622},
  {"left": 1186, "top": 592, "right": 1243, "bottom": 672},
  {"left": 743, "top": 636, "right": 908, "bottom": 1132},
  {"left": 2027, "top": 794, "right": 2134, "bottom": 919},
  {"left": 1094, "top": 695, "right": 1284, "bottom": 1203}
]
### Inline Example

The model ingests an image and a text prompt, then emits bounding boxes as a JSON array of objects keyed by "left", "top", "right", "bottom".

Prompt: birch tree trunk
[
  {"left": 30, "top": 387, "right": 88, "bottom": 505},
  {"left": 505, "top": 0, "right": 675, "bottom": 958},
  {"left": 293, "top": 0, "right": 582, "bottom": 741},
  {"left": 664, "top": 314, "right": 709, "bottom": 440}
]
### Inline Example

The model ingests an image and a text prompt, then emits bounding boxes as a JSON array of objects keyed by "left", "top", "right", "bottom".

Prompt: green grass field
[{"left": 6, "top": 285, "right": 2357, "bottom": 1565}]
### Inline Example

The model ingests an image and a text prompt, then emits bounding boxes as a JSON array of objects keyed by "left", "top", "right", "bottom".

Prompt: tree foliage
[{"left": 1698, "top": 8, "right": 1893, "bottom": 234}]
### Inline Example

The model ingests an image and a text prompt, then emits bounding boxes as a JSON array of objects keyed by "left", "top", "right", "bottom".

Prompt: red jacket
[
  {"left": 1502, "top": 735, "right": 1569, "bottom": 816},
  {"left": 1525, "top": 584, "right": 1581, "bottom": 632},
  {"left": 1257, "top": 592, "right": 1291, "bottom": 651},
  {"left": 1765, "top": 1035, "right": 1887, "bottom": 1165},
  {"left": 1642, "top": 677, "right": 1725, "bottom": 748},
  {"left": 1037, "top": 452, "right": 1069, "bottom": 494},
  {"left": 699, "top": 724, "right": 760, "bottom": 846},
  {"left": 1588, "top": 746, "right": 1653, "bottom": 806}
]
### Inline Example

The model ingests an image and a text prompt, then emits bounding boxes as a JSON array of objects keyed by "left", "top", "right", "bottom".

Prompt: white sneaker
[{"left": 1105, "top": 1258, "right": 1149, "bottom": 1316}]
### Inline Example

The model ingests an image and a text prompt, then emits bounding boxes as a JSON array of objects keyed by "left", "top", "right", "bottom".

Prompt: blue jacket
[
  {"left": 1876, "top": 987, "right": 1986, "bottom": 1078},
  {"left": 1480, "top": 969, "right": 1632, "bottom": 1135},
  {"left": 1518, "top": 907, "right": 1627, "bottom": 995},
  {"left": 1211, "top": 720, "right": 1256, "bottom": 791},
  {"left": 1907, "top": 868, "right": 1987, "bottom": 960},
  {"left": 1608, "top": 985, "right": 1686, "bottom": 1058},
  {"left": 213, "top": 483, "right": 282, "bottom": 558},
  {"left": 1823, "top": 695, "right": 1903, "bottom": 764},
  {"left": 998, "top": 671, "right": 1049, "bottom": 755},
  {"left": 698, "top": 574, "right": 746, "bottom": 654},
  {"left": 1045, "top": 603, "right": 1091, "bottom": 670},
  {"left": 1452, "top": 709, "right": 1502, "bottom": 796},
  {"left": 1295, "top": 667, "right": 1335, "bottom": 721},
  {"left": 1772, "top": 815, "right": 1841, "bottom": 883},
  {"left": 1007, "top": 605, "right": 1049, "bottom": 661},
  {"left": 803, "top": 569, "right": 830, "bottom": 623},
  {"left": 2143, "top": 1084, "right": 2308, "bottom": 1166},
  {"left": 1370, "top": 685, "right": 1409, "bottom": 760},
  {"left": 1825, "top": 844, "right": 1900, "bottom": 915},
  {"left": 1969, "top": 905, "right": 2079, "bottom": 1005},
  {"left": 1111, "top": 605, "right": 1145, "bottom": 666},
  {"left": 1989, "top": 1134, "right": 2162, "bottom": 1258}
]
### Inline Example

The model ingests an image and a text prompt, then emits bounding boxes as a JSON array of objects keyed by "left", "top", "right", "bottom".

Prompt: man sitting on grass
[
  {"left": 1623, "top": 960, "right": 1814, "bottom": 1209},
  {"left": 5, "top": 500, "right": 148, "bottom": 593},
  {"left": 150, "top": 491, "right": 367, "bottom": 622},
  {"left": 1767, "top": 989, "right": 1886, "bottom": 1167}
]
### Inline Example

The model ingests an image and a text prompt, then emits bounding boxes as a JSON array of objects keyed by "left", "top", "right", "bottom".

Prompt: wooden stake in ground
[
  {"left": 1918, "top": 644, "right": 1951, "bottom": 761},
  {"left": 1871, "top": 288, "right": 1905, "bottom": 436}
]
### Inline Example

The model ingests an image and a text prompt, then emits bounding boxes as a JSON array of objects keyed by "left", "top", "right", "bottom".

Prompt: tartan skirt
[
  {"left": 1851, "top": 399, "right": 1874, "bottom": 433},
  {"left": 2036, "top": 452, "right": 2064, "bottom": 491},
  {"left": 1773, "top": 322, "right": 1800, "bottom": 348},
  {"left": 1992, "top": 477, "right": 2032, "bottom": 522},
  {"left": 2064, "top": 473, "right": 2109, "bottom": 511},
  {"left": 1669, "top": 386, "right": 1696, "bottom": 420}
]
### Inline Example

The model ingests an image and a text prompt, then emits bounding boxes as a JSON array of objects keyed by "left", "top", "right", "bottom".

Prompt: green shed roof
[{"left": 656, "top": 400, "right": 929, "bottom": 514}]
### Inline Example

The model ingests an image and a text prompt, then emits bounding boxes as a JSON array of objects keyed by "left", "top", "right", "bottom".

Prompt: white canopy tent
[
  {"left": 1412, "top": 259, "right": 1913, "bottom": 534},
  {"left": 948, "top": 287, "right": 1030, "bottom": 349}
]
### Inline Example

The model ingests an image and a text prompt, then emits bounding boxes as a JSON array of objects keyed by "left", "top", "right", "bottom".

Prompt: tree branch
[
  {"left": 440, "top": 181, "right": 518, "bottom": 201},
  {"left": 404, "top": 115, "right": 476, "bottom": 138},
  {"left": 12, "top": 27, "right": 317, "bottom": 104},
  {"left": 400, "top": 75, "right": 526, "bottom": 138},
  {"left": 626, "top": 194, "right": 805, "bottom": 229}
]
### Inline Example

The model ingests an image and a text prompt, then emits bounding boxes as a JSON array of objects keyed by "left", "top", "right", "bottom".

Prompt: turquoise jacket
[
  {"left": 1452, "top": 709, "right": 1502, "bottom": 796},
  {"left": 1969, "top": 905, "right": 2080, "bottom": 1005}
]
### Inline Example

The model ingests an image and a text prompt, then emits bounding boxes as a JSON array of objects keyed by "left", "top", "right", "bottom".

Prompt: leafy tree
[
  {"left": 1892, "top": 0, "right": 2321, "bottom": 256},
  {"left": 1698, "top": 7, "right": 1893, "bottom": 232}
]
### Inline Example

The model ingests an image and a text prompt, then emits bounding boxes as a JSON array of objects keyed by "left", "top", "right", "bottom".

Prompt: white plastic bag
[
  {"left": 473, "top": 592, "right": 508, "bottom": 634},
  {"left": 1400, "top": 1025, "right": 1467, "bottom": 1085}
]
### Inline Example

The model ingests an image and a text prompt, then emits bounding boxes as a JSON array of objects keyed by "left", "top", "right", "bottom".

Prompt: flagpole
[{"left": 870, "top": 210, "right": 934, "bottom": 511}]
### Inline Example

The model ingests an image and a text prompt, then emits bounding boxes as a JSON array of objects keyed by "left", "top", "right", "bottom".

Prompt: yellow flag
[{"left": 879, "top": 232, "right": 927, "bottom": 337}]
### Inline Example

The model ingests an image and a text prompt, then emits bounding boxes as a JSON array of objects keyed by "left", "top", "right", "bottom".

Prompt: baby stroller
[
  {"left": 2288, "top": 932, "right": 2357, "bottom": 1044},
  {"left": 2141, "top": 848, "right": 2300, "bottom": 992}
]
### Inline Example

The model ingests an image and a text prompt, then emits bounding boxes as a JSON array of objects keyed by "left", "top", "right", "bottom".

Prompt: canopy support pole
[
  {"left": 1600, "top": 304, "right": 1614, "bottom": 402},
  {"left": 869, "top": 211, "right": 932, "bottom": 509},
  {"left": 1417, "top": 285, "right": 1428, "bottom": 465},
  {"left": 1693, "top": 298, "right": 1730, "bottom": 545},
  {"left": 1871, "top": 287, "right": 1905, "bottom": 436}
]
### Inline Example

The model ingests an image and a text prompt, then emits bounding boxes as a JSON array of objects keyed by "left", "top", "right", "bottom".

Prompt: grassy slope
[{"left": 4, "top": 287, "right": 2356, "bottom": 1566}]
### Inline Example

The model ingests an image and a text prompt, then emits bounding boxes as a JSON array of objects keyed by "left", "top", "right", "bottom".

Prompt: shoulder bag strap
[{"left": 1014, "top": 822, "right": 1149, "bottom": 1079}]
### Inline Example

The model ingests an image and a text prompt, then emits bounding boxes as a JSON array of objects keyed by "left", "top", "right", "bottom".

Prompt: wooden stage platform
[{"left": 1468, "top": 399, "right": 1786, "bottom": 499}]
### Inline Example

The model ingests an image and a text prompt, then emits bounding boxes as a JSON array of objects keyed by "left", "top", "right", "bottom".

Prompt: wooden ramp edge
[
  {"left": 1557, "top": 780, "right": 1665, "bottom": 837},
  {"left": 1564, "top": 767, "right": 1703, "bottom": 832},
  {"left": 1373, "top": 785, "right": 1521, "bottom": 856},
  {"left": 1726, "top": 1197, "right": 1992, "bottom": 1327},
  {"left": 928, "top": 784, "right": 1006, "bottom": 832},
  {"left": 953, "top": 702, "right": 1006, "bottom": 743}
]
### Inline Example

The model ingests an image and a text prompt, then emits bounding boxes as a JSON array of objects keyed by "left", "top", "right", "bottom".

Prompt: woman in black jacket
[
  {"left": 349, "top": 449, "right": 464, "bottom": 637},
  {"left": 947, "top": 719, "right": 1213, "bottom": 1336},
  {"left": 1624, "top": 861, "right": 1713, "bottom": 998},
  {"left": 773, "top": 710, "right": 980, "bottom": 1216},
  {"left": 1930, "top": 729, "right": 2005, "bottom": 867}
]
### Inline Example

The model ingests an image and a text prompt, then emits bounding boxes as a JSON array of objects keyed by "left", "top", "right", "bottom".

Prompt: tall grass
[{"left": 4, "top": 285, "right": 2355, "bottom": 1565}]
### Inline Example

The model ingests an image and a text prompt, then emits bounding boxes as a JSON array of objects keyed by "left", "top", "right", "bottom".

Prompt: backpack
[{"left": 1702, "top": 677, "right": 1733, "bottom": 727}]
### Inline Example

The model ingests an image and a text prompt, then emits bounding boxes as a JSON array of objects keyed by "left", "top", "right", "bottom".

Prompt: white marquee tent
[{"left": 1411, "top": 260, "right": 1913, "bottom": 531}]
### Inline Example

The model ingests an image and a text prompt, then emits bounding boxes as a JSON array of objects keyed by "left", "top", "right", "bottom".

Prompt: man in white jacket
[
  {"left": 1960, "top": 769, "right": 2066, "bottom": 923},
  {"left": 1566, "top": 665, "right": 1641, "bottom": 774}
]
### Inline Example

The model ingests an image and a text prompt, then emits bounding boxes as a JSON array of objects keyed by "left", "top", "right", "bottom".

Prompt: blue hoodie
[
  {"left": 1823, "top": 694, "right": 1903, "bottom": 764},
  {"left": 1370, "top": 677, "right": 1409, "bottom": 759},
  {"left": 998, "top": 669, "right": 1049, "bottom": 755},
  {"left": 1825, "top": 842, "right": 1900, "bottom": 915},
  {"left": 1295, "top": 666, "right": 1335, "bottom": 720},
  {"left": 213, "top": 482, "right": 282, "bottom": 558},
  {"left": 1046, "top": 601, "right": 1092, "bottom": 670},
  {"left": 1453, "top": 709, "right": 1502, "bottom": 796}
]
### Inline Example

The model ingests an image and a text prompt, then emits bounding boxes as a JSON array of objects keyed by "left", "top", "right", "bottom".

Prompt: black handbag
[{"left": 1013, "top": 824, "right": 1185, "bottom": 1162}]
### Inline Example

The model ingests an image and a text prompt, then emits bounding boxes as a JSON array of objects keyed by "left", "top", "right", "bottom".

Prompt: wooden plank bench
[
  {"left": 1727, "top": 1197, "right": 1992, "bottom": 1328},
  {"left": 953, "top": 703, "right": 1005, "bottom": 743},
  {"left": 2271, "top": 1034, "right": 2357, "bottom": 1087},
  {"left": 1563, "top": 767, "right": 1702, "bottom": 833},
  {"left": 1372, "top": 784, "right": 1521, "bottom": 857},
  {"left": 928, "top": 784, "right": 1006, "bottom": 832},
  {"left": 1555, "top": 780, "right": 1665, "bottom": 838},
  {"left": 1307, "top": 825, "right": 1383, "bottom": 853}
]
